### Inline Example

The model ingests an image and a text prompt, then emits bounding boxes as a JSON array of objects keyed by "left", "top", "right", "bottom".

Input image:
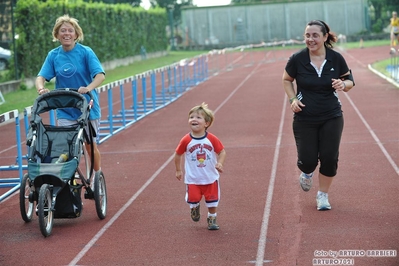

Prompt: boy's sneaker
[
  {"left": 190, "top": 205, "right": 200, "bottom": 222},
  {"left": 299, "top": 172, "right": 313, "bottom": 191},
  {"left": 207, "top": 216, "right": 220, "bottom": 230},
  {"left": 316, "top": 193, "right": 331, "bottom": 211}
]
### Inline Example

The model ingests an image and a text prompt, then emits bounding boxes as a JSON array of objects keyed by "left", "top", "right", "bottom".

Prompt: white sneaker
[
  {"left": 299, "top": 172, "right": 313, "bottom": 192},
  {"left": 316, "top": 193, "right": 331, "bottom": 211}
]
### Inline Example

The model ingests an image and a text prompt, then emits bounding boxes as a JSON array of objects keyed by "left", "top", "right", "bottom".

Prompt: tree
[
  {"left": 152, "top": 0, "right": 193, "bottom": 29},
  {"left": 368, "top": 0, "right": 398, "bottom": 32},
  {"left": 83, "top": 0, "right": 142, "bottom": 6},
  {"left": 151, "top": 0, "right": 193, "bottom": 47},
  {"left": 231, "top": 0, "right": 283, "bottom": 3}
]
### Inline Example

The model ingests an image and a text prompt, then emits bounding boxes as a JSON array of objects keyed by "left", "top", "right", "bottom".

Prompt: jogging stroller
[{"left": 19, "top": 89, "right": 107, "bottom": 237}]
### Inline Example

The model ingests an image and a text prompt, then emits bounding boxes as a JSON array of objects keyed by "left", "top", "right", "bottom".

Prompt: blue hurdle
[
  {"left": 98, "top": 55, "right": 208, "bottom": 143},
  {"left": 0, "top": 109, "right": 24, "bottom": 201},
  {"left": 0, "top": 54, "right": 209, "bottom": 201}
]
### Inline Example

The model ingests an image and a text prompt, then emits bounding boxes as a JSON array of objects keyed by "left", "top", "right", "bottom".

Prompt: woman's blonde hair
[
  {"left": 188, "top": 102, "right": 215, "bottom": 129},
  {"left": 52, "top": 14, "right": 84, "bottom": 42}
]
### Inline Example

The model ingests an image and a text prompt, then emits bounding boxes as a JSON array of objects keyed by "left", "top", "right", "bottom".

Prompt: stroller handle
[
  {"left": 33, "top": 89, "right": 92, "bottom": 112},
  {"left": 58, "top": 88, "right": 94, "bottom": 109},
  {"left": 59, "top": 87, "right": 94, "bottom": 100},
  {"left": 30, "top": 89, "right": 93, "bottom": 127}
]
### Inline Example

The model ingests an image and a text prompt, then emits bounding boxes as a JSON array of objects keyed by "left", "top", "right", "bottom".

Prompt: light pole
[{"left": 11, "top": 0, "right": 18, "bottom": 80}]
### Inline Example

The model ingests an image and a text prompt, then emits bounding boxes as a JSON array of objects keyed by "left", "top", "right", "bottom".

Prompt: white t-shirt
[{"left": 175, "top": 132, "right": 224, "bottom": 185}]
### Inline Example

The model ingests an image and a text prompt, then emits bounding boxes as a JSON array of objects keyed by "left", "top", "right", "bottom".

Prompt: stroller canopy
[{"left": 30, "top": 89, "right": 89, "bottom": 125}]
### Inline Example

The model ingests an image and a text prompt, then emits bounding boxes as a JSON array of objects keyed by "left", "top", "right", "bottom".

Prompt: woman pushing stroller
[{"left": 35, "top": 14, "right": 104, "bottom": 178}]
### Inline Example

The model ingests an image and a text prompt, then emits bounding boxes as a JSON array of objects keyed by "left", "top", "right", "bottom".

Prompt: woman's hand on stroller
[
  {"left": 38, "top": 88, "right": 50, "bottom": 95},
  {"left": 77, "top": 86, "right": 91, "bottom": 94},
  {"left": 77, "top": 87, "right": 94, "bottom": 108}
]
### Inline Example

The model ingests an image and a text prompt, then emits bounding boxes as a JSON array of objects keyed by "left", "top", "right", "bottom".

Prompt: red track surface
[{"left": 0, "top": 45, "right": 398, "bottom": 266}]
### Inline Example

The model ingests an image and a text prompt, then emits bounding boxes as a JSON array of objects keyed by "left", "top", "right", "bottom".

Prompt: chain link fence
[{"left": 181, "top": 0, "right": 368, "bottom": 48}]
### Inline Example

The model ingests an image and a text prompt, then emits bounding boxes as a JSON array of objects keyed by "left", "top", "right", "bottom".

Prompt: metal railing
[{"left": 0, "top": 54, "right": 208, "bottom": 201}]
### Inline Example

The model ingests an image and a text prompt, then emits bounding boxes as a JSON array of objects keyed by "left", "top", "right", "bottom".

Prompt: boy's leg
[
  {"left": 208, "top": 207, "right": 217, "bottom": 214},
  {"left": 186, "top": 184, "right": 202, "bottom": 222},
  {"left": 204, "top": 181, "right": 220, "bottom": 230}
]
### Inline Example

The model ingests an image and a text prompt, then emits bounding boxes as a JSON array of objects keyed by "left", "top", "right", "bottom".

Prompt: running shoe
[
  {"left": 207, "top": 216, "right": 220, "bottom": 230},
  {"left": 299, "top": 172, "right": 313, "bottom": 192},
  {"left": 316, "top": 193, "right": 331, "bottom": 211},
  {"left": 190, "top": 205, "right": 200, "bottom": 222}
]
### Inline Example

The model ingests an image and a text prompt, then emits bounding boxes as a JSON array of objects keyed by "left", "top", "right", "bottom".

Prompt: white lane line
[
  {"left": 342, "top": 51, "right": 399, "bottom": 174},
  {"left": 255, "top": 96, "right": 287, "bottom": 266},
  {"left": 343, "top": 92, "right": 399, "bottom": 176},
  {"left": 69, "top": 62, "right": 262, "bottom": 266},
  {"left": 68, "top": 156, "right": 172, "bottom": 266}
]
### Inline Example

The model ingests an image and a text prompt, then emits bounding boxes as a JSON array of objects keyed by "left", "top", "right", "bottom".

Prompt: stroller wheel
[
  {"left": 19, "top": 173, "right": 35, "bottom": 222},
  {"left": 38, "top": 184, "right": 54, "bottom": 237},
  {"left": 94, "top": 171, "right": 107, "bottom": 220}
]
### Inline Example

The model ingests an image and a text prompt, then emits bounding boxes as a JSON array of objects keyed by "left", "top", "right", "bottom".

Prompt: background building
[{"left": 181, "top": 0, "right": 368, "bottom": 47}]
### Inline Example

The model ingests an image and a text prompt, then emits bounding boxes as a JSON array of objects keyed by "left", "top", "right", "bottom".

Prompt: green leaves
[{"left": 14, "top": 0, "right": 167, "bottom": 79}]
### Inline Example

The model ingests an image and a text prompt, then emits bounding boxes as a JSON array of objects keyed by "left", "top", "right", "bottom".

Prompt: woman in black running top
[{"left": 282, "top": 20, "right": 355, "bottom": 211}]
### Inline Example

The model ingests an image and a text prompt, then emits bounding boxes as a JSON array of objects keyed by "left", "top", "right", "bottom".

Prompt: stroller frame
[{"left": 19, "top": 89, "right": 107, "bottom": 237}]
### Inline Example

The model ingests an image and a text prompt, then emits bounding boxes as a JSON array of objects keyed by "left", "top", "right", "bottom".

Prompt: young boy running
[{"left": 174, "top": 103, "right": 226, "bottom": 230}]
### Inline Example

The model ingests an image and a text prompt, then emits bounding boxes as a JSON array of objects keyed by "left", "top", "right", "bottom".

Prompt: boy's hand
[
  {"left": 176, "top": 170, "right": 183, "bottom": 181},
  {"left": 215, "top": 163, "right": 223, "bottom": 173}
]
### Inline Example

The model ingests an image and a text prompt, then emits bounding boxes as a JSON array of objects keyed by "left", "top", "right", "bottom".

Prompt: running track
[{"left": 0, "top": 45, "right": 398, "bottom": 266}]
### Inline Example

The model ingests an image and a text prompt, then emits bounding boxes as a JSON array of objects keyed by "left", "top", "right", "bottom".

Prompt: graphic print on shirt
[
  {"left": 297, "top": 92, "right": 303, "bottom": 101},
  {"left": 189, "top": 143, "right": 212, "bottom": 168},
  {"left": 333, "top": 91, "right": 341, "bottom": 105},
  {"left": 59, "top": 62, "right": 76, "bottom": 78}
]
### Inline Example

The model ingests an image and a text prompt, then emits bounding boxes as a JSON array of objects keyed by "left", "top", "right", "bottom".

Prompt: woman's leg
[
  {"left": 293, "top": 118, "right": 319, "bottom": 174},
  {"left": 86, "top": 119, "right": 101, "bottom": 172},
  {"left": 318, "top": 116, "right": 344, "bottom": 182},
  {"left": 316, "top": 116, "right": 344, "bottom": 210},
  {"left": 85, "top": 142, "right": 101, "bottom": 172},
  {"left": 318, "top": 173, "right": 334, "bottom": 193}
]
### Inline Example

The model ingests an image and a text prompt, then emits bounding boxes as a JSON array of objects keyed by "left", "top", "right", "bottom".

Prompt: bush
[
  {"left": 372, "top": 18, "right": 384, "bottom": 33},
  {"left": 13, "top": 0, "right": 168, "bottom": 80},
  {"left": 19, "top": 83, "right": 27, "bottom": 91}
]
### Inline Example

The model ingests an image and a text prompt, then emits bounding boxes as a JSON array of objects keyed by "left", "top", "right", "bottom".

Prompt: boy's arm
[
  {"left": 215, "top": 149, "right": 226, "bottom": 173},
  {"left": 174, "top": 153, "right": 183, "bottom": 181}
]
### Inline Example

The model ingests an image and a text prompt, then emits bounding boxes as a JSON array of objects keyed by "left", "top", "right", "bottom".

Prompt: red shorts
[{"left": 186, "top": 180, "right": 220, "bottom": 207}]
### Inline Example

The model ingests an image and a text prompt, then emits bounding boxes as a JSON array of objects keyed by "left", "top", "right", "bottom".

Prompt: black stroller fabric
[{"left": 54, "top": 183, "right": 82, "bottom": 218}]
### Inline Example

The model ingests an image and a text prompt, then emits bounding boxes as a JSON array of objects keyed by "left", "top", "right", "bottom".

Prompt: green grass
[
  {"left": 343, "top": 39, "right": 389, "bottom": 49},
  {"left": 372, "top": 58, "right": 392, "bottom": 77},
  {"left": 349, "top": 39, "right": 397, "bottom": 80},
  {"left": 343, "top": 39, "right": 394, "bottom": 78},
  {"left": 0, "top": 40, "right": 395, "bottom": 115},
  {"left": 0, "top": 51, "right": 205, "bottom": 114}
]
